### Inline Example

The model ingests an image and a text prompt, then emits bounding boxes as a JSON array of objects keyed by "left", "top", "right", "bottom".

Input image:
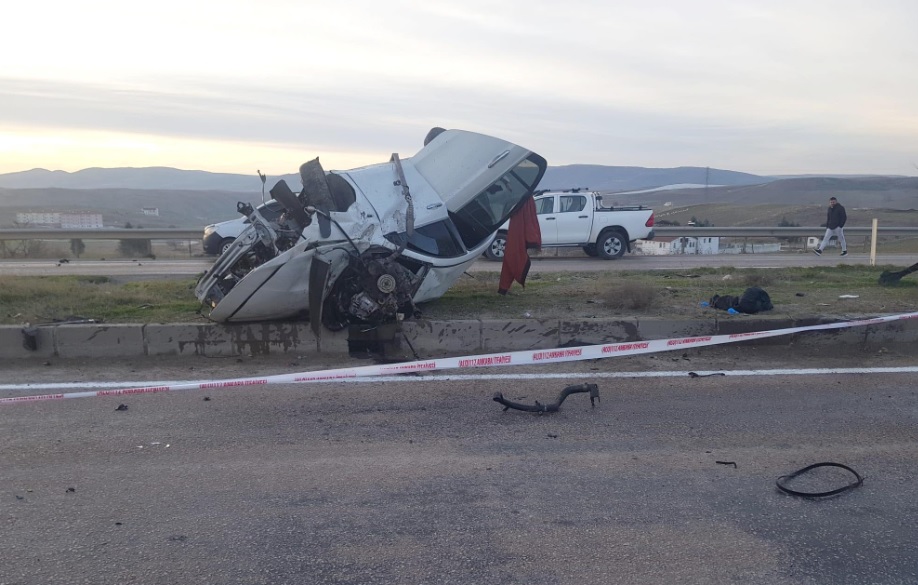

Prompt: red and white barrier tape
[{"left": 3, "top": 311, "right": 917, "bottom": 406}]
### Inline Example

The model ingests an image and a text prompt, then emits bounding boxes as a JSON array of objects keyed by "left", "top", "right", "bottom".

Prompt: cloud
[{"left": 1, "top": 1, "right": 917, "bottom": 175}]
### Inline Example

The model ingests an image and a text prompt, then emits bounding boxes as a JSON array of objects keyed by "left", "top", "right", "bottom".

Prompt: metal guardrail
[
  {"left": 0, "top": 228, "right": 202, "bottom": 240},
  {"left": 1, "top": 226, "right": 917, "bottom": 241},
  {"left": 654, "top": 226, "right": 918, "bottom": 237}
]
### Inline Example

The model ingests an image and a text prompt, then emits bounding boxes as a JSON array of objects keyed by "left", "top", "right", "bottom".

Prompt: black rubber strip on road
[{"left": 775, "top": 462, "right": 864, "bottom": 498}]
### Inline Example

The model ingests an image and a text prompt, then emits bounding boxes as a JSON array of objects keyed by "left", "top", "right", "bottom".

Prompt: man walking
[{"left": 813, "top": 197, "right": 847, "bottom": 256}]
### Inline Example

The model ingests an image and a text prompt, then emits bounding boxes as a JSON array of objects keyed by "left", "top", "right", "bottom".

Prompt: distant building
[
  {"left": 635, "top": 236, "right": 721, "bottom": 255},
  {"left": 142, "top": 207, "right": 160, "bottom": 216},
  {"left": 16, "top": 212, "right": 103, "bottom": 228},
  {"left": 636, "top": 236, "right": 696, "bottom": 255},
  {"left": 61, "top": 213, "right": 104, "bottom": 229},
  {"left": 16, "top": 212, "right": 59, "bottom": 226},
  {"left": 696, "top": 236, "right": 719, "bottom": 254}
]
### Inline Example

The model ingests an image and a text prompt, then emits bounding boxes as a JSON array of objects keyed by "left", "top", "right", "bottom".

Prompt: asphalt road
[
  {"left": 2, "top": 347, "right": 918, "bottom": 585},
  {"left": 1, "top": 251, "right": 915, "bottom": 279}
]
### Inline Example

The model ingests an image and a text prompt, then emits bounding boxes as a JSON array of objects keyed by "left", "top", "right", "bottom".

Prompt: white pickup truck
[{"left": 484, "top": 189, "right": 655, "bottom": 260}]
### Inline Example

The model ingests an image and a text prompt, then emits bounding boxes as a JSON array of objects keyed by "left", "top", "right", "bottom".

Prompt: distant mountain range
[
  {"left": 0, "top": 164, "right": 770, "bottom": 192},
  {"left": 0, "top": 165, "right": 914, "bottom": 228}
]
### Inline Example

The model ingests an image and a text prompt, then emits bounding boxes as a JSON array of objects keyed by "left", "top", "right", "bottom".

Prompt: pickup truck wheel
[
  {"left": 219, "top": 238, "right": 236, "bottom": 254},
  {"left": 483, "top": 232, "right": 507, "bottom": 261},
  {"left": 597, "top": 230, "right": 626, "bottom": 259},
  {"left": 582, "top": 244, "right": 598, "bottom": 257}
]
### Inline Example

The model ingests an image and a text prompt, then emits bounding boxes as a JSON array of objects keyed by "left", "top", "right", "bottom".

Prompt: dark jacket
[{"left": 826, "top": 203, "right": 847, "bottom": 229}]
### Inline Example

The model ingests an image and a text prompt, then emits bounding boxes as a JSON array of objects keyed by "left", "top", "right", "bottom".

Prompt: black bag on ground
[
  {"left": 710, "top": 294, "right": 738, "bottom": 311},
  {"left": 736, "top": 286, "right": 773, "bottom": 314},
  {"left": 710, "top": 287, "right": 773, "bottom": 314}
]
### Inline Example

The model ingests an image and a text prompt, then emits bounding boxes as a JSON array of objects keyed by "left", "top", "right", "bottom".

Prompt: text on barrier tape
[{"left": 3, "top": 311, "right": 917, "bottom": 406}]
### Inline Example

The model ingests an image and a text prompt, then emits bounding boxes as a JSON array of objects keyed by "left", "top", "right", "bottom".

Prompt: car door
[
  {"left": 534, "top": 194, "right": 558, "bottom": 244},
  {"left": 554, "top": 194, "right": 591, "bottom": 244}
]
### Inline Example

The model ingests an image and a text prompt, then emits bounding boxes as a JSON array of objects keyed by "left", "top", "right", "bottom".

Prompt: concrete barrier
[{"left": 3, "top": 315, "right": 917, "bottom": 360}]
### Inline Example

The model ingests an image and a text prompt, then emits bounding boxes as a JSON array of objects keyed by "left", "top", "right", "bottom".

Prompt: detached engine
[{"left": 322, "top": 250, "right": 423, "bottom": 330}]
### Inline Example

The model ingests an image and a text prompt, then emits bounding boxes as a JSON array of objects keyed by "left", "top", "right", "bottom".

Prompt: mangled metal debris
[
  {"left": 195, "top": 129, "right": 547, "bottom": 332},
  {"left": 493, "top": 383, "right": 600, "bottom": 413}
]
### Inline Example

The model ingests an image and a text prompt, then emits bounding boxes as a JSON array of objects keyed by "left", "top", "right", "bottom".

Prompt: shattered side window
[{"left": 450, "top": 154, "right": 546, "bottom": 248}]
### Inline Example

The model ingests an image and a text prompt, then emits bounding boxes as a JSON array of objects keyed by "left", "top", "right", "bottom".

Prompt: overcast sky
[{"left": 2, "top": 0, "right": 916, "bottom": 177}]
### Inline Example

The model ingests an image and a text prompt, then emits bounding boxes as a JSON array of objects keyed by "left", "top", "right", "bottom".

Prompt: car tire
[
  {"left": 597, "top": 230, "right": 626, "bottom": 259},
  {"left": 219, "top": 238, "right": 236, "bottom": 254},
  {"left": 483, "top": 232, "right": 507, "bottom": 261},
  {"left": 582, "top": 244, "right": 598, "bottom": 257}
]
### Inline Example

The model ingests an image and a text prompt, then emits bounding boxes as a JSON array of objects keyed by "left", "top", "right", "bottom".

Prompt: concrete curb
[{"left": 4, "top": 316, "right": 918, "bottom": 360}]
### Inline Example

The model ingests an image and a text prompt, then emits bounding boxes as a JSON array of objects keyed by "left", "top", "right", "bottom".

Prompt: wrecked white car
[{"left": 194, "top": 128, "right": 547, "bottom": 332}]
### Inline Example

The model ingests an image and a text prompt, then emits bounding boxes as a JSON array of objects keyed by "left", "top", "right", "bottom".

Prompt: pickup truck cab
[{"left": 484, "top": 189, "right": 654, "bottom": 260}]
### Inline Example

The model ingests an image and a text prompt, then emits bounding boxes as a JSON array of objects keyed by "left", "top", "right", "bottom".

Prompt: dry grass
[
  {"left": 1, "top": 265, "right": 916, "bottom": 325},
  {"left": 599, "top": 282, "right": 660, "bottom": 310}
]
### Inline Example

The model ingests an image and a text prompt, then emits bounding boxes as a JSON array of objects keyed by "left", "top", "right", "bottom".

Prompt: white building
[
  {"left": 635, "top": 236, "right": 720, "bottom": 255},
  {"left": 16, "top": 212, "right": 103, "bottom": 228},
  {"left": 16, "top": 212, "right": 59, "bottom": 226},
  {"left": 61, "top": 213, "right": 104, "bottom": 228}
]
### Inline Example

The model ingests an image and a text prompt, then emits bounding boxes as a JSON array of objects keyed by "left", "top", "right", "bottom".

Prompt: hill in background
[
  {"left": 540, "top": 164, "right": 768, "bottom": 192},
  {"left": 607, "top": 176, "right": 918, "bottom": 210},
  {"left": 0, "top": 164, "right": 768, "bottom": 192},
  {"left": 0, "top": 166, "right": 915, "bottom": 229}
]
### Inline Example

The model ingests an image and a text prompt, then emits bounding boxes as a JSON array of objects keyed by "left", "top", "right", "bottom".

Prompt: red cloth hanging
[{"left": 498, "top": 196, "right": 541, "bottom": 295}]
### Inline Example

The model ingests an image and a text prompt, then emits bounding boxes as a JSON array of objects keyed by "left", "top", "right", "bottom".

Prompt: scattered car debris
[
  {"left": 493, "top": 383, "right": 599, "bottom": 413},
  {"left": 66, "top": 487, "right": 75, "bottom": 493},
  {"left": 878, "top": 261, "right": 918, "bottom": 285},
  {"left": 838, "top": 294, "right": 859, "bottom": 299},
  {"left": 115, "top": 404, "right": 128, "bottom": 411},
  {"left": 776, "top": 462, "right": 863, "bottom": 498},
  {"left": 688, "top": 372, "right": 726, "bottom": 378},
  {"left": 195, "top": 128, "right": 547, "bottom": 332},
  {"left": 708, "top": 286, "right": 773, "bottom": 314},
  {"left": 715, "top": 460, "right": 737, "bottom": 468},
  {"left": 795, "top": 292, "right": 806, "bottom": 297}
]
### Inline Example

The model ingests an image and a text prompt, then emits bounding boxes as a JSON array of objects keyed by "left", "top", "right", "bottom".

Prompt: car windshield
[{"left": 449, "top": 154, "right": 546, "bottom": 248}]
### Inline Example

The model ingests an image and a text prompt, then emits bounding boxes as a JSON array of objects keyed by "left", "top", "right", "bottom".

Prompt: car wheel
[
  {"left": 483, "top": 232, "right": 507, "bottom": 261},
  {"left": 219, "top": 238, "right": 236, "bottom": 254},
  {"left": 582, "top": 244, "right": 598, "bottom": 257},
  {"left": 597, "top": 230, "right": 626, "bottom": 259}
]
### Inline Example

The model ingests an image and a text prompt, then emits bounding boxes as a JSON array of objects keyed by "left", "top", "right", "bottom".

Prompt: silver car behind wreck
[{"left": 194, "top": 128, "right": 547, "bottom": 331}]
